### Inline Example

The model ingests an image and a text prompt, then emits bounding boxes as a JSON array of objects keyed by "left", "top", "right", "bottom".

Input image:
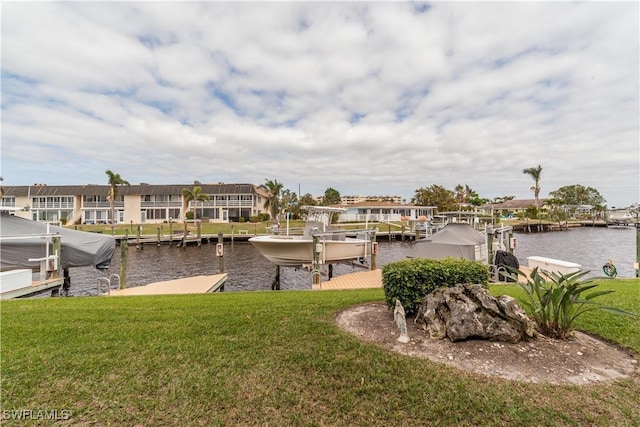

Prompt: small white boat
[
  {"left": 249, "top": 206, "right": 374, "bottom": 267},
  {"left": 607, "top": 208, "right": 635, "bottom": 225}
]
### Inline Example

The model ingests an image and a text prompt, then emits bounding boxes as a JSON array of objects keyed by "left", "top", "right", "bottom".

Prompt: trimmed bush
[{"left": 382, "top": 257, "right": 490, "bottom": 315}]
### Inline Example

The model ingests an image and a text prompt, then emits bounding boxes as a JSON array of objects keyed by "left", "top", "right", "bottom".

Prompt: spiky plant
[{"left": 514, "top": 267, "right": 636, "bottom": 339}]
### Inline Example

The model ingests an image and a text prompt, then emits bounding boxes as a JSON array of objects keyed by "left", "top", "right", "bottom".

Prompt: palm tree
[
  {"left": 261, "top": 179, "right": 283, "bottom": 223},
  {"left": 182, "top": 186, "right": 210, "bottom": 219},
  {"left": 522, "top": 165, "right": 543, "bottom": 209},
  {"left": 105, "top": 170, "right": 130, "bottom": 234}
]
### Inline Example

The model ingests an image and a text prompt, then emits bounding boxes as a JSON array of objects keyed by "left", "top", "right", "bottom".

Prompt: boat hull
[{"left": 249, "top": 235, "right": 370, "bottom": 267}]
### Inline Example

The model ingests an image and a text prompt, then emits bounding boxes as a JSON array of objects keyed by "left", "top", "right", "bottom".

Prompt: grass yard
[{"left": 1, "top": 280, "right": 639, "bottom": 426}]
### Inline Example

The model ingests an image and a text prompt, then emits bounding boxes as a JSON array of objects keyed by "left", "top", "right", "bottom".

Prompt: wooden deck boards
[
  {"left": 109, "top": 274, "right": 227, "bottom": 296},
  {"left": 312, "top": 269, "right": 382, "bottom": 290},
  {"left": 0, "top": 277, "right": 65, "bottom": 300}
]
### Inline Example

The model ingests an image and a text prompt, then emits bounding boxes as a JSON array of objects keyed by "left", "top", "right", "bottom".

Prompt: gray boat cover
[
  {"left": 411, "top": 223, "right": 486, "bottom": 261},
  {"left": 1, "top": 214, "right": 116, "bottom": 271}
]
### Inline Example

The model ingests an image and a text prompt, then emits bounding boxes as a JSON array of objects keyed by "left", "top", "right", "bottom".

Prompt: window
[
  {"left": 145, "top": 209, "right": 167, "bottom": 220},
  {"left": 1, "top": 197, "right": 15, "bottom": 207}
]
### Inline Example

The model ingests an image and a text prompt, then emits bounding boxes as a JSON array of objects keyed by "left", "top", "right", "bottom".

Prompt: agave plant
[{"left": 513, "top": 267, "right": 636, "bottom": 339}]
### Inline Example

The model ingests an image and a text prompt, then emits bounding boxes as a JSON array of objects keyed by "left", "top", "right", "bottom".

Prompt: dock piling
[
  {"left": 120, "top": 231, "right": 128, "bottom": 289},
  {"left": 217, "top": 232, "right": 224, "bottom": 275},
  {"left": 272, "top": 265, "right": 281, "bottom": 290}
]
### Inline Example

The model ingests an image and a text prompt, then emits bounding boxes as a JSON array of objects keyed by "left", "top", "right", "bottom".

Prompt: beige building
[{"left": 1, "top": 183, "right": 270, "bottom": 225}]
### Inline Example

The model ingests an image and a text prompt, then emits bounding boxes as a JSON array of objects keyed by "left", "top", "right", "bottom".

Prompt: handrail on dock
[{"left": 97, "top": 274, "right": 121, "bottom": 295}]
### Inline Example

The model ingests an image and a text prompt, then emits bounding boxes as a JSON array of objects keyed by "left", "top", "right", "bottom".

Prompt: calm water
[{"left": 66, "top": 226, "right": 637, "bottom": 296}]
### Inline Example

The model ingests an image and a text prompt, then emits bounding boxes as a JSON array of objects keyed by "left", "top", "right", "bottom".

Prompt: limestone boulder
[{"left": 415, "top": 284, "right": 536, "bottom": 343}]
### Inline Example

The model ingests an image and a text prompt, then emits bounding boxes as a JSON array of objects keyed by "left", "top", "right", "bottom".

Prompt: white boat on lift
[
  {"left": 607, "top": 208, "right": 635, "bottom": 225},
  {"left": 249, "top": 206, "right": 374, "bottom": 267}
]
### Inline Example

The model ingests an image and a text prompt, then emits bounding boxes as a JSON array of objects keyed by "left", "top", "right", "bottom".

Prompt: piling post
[
  {"left": 486, "top": 228, "right": 494, "bottom": 266},
  {"left": 169, "top": 220, "right": 173, "bottom": 244},
  {"left": 217, "top": 232, "right": 224, "bottom": 274},
  {"left": 197, "top": 220, "right": 202, "bottom": 246},
  {"left": 136, "top": 226, "right": 142, "bottom": 250},
  {"left": 401, "top": 225, "right": 405, "bottom": 241},
  {"left": 636, "top": 218, "right": 640, "bottom": 278},
  {"left": 180, "top": 221, "right": 188, "bottom": 249},
  {"left": 120, "top": 232, "right": 128, "bottom": 289},
  {"left": 52, "top": 235, "right": 62, "bottom": 279},
  {"left": 312, "top": 234, "right": 321, "bottom": 287},
  {"left": 231, "top": 224, "right": 235, "bottom": 243},
  {"left": 272, "top": 265, "right": 281, "bottom": 290},
  {"left": 157, "top": 227, "right": 161, "bottom": 247},
  {"left": 370, "top": 231, "right": 377, "bottom": 270}
]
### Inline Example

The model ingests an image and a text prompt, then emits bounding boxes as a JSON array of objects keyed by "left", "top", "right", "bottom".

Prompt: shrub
[
  {"left": 238, "top": 217, "right": 246, "bottom": 223},
  {"left": 382, "top": 258, "right": 490, "bottom": 316},
  {"left": 515, "top": 267, "right": 637, "bottom": 339}
]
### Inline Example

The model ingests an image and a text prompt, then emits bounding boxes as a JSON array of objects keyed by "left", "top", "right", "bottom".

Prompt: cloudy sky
[{"left": 2, "top": 1, "right": 638, "bottom": 207}]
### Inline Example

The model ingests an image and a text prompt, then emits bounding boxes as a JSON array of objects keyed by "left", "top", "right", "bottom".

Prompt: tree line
[{"left": 103, "top": 164, "right": 609, "bottom": 224}]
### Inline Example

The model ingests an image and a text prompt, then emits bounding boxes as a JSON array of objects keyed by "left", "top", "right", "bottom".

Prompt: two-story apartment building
[{"left": 1, "top": 183, "right": 270, "bottom": 225}]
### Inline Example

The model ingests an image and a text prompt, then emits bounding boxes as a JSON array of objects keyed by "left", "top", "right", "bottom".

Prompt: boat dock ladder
[{"left": 97, "top": 274, "right": 121, "bottom": 295}]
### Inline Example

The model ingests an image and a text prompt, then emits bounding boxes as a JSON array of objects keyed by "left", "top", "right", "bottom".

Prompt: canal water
[{"left": 67, "top": 226, "right": 637, "bottom": 296}]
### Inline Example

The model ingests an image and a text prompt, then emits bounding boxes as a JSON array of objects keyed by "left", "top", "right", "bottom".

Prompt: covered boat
[
  {"left": 0, "top": 213, "right": 116, "bottom": 272},
  {"left": 410, "top": 223, "right": 487, "bottom": 262}
]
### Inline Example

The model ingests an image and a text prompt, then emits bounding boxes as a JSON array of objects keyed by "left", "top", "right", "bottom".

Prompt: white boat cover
[
  {"left": 411, "top": 223, "right": 486, "bottom": 261},
  {"left": 0, "top": 214, "right": 116, "bottom": 271}
]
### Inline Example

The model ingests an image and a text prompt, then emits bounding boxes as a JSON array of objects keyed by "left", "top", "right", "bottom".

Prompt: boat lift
[{"left": 0, "top": 233, "right": 64, "bottom": 299}]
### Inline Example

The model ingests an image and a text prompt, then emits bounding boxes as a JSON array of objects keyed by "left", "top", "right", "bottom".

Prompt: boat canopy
[
  {"left": 0, "top": 214, "right": 116, "bottom": 271},
  {"left": 411, "top": 223, "right": 487, "bottom": 262}
]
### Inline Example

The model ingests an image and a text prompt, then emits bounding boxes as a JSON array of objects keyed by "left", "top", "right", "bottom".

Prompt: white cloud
[{"left": 1, "top": 1, "right": 638, "bottom": 206}]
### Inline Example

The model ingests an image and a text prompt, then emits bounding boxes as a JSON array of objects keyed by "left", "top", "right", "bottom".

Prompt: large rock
[{"left": 415, "top": 284, "right": 536, "bottom": 343}]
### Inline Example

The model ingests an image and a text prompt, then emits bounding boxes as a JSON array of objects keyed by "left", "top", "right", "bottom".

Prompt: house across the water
[
  {"left": 330, "top": 202, "right": 436, "bottom": 224},
  {"left": 1, "top": 183, "right": 270, "bottom": 225}
]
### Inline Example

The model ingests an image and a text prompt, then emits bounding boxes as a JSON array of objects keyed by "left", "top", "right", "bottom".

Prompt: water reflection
[{"left": 69, "top": 226, "right": 637, "bottom": 296}]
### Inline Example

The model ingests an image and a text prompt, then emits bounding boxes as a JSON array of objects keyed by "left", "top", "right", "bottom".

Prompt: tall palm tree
[
  {"left": 105, "top": 170, "right": 130, "bottom": 234},
  {"left": 522, "top": 165, "right": 543, "bottom": 209},
  {"left": 182, "top": 186, "right": 209, "bottom": 219},
  {"left": 261, "top": 179, "right": 283, "bottom": 223},
  {"left": 454, "top": 184, "right": 473, "bottom": 204}
]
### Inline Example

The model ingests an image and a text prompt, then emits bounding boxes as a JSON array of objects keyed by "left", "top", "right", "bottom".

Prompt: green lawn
[{"left": 1, "top": 280, "right": 639, "bottom": 426}]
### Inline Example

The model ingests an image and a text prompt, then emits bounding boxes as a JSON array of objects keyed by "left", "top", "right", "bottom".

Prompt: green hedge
[{"left": 382, "top": 258, "right": 490, "bottom": 315}]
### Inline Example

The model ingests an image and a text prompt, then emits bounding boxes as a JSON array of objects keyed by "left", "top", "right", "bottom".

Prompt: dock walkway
[
  {"left": 109, "top": 274, "right": 227, "bottom": 296},
  {"left": 0, "top": 277, "right": 65, "bottom": 300},
  {"left": 312, "top": 269, "right": 382, "bottom": 290}
]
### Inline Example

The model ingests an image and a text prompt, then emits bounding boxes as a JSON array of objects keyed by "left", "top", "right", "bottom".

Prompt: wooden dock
[
  {"left": 312, "top": 269, "right": 382, "bottom": 291},
  {"left": 0, "top": 277, "right": 65, "bottom": 300},
  {"left": 108, "top": 274, "right": 227, "bottom": 296}
]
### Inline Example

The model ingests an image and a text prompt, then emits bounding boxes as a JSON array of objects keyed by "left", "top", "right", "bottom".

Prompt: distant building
[
  {"left": 314, "top": 194, "right": 404, "bottom": 205},
  {"left": 482, "top": 199, "right": 548, "bottom": 217},
  {"left": 328, "top": 202, "right": 436, "bottom": 223},
  {"left": 339, "top": 195, "right": 404, "bottom": 205},
  {"left": 1, "top": 183, "right": 270, "bottom": 225}
]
